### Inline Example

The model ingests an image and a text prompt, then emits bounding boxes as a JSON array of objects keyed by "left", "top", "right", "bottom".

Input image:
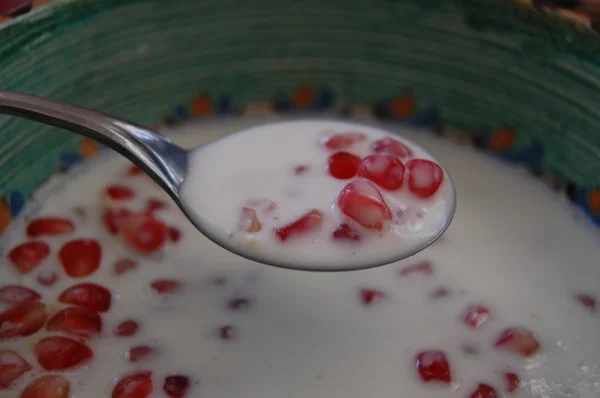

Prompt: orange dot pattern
[
  {"left": 488, "top": 127, "right": 516, "bottom": 152},
  {"left": 189, "top": 94, "right": 212, "bottom": 118},
  {"left": 389, "top": 94, "right": 416, "bottom": 118}
]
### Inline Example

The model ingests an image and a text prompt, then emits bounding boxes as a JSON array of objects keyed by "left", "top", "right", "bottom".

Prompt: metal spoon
[{"left": 0, "top": 90, "right": 456, "bottom": 271}]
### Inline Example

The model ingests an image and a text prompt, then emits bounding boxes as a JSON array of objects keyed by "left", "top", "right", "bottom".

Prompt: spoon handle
[{"left": 0, "top": 90, "right": 187, "bottom": 198}]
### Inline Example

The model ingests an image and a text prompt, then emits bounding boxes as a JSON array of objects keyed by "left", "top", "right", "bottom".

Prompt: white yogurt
[
  {"left": 0, "top": 117, "right": 598, "bottom": 398},
  {"left": 180, "top": 120, "right": 455, "bottom": 271}
]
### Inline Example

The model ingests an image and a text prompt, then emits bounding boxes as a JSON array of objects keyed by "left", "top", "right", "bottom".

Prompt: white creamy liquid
[
  {"left": 180, "top": 120, "right": 455, "bottom": 271},
  {"left": 0, "top": 117, "right": 599, "bottom": 398}
]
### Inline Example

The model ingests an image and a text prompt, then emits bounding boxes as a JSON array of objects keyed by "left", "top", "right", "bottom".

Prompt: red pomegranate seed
[
  {"left": 371, "top": 137, "right": 412, "bottom": 159},
  {"left": 327, "top": 151, "right": 361, "bottom": 179},
  {"left": 114, "top": 258, "right": 138, "bottom": 276},
  {"left": 163, "top": 375, "right": 190, "bottom": 398},
  {"left": 145, "top": 199, "right": 167, "bottom": 213},
  {"left": 0, "top": 300, "right": 47, "bottom": 339},
  {"left": 332, "top": 223, "right": 361, "bottom": 241},
  {"left": 26, "top": 218, "right": 74, "bottom": 238},
  {"left": 37, "top": 271, "right": 58, "bottom": 287},
  {"left": 0, "top": 350, "right": 32, "bottom": 389},
  {"left": 105, "top": 185, "right": 135, "bottom": 200},
  {"left": 228, "top": 297, "right": 251, "bottom": 311},
  {"left": 406, "top": 159, "right": 444, "bottom": 199},
  {"left": 337, "top": 180, "right": 392, "bottom": 230},
  {"left": 575, "top": 294, "right": 596, "bottom": 312},
  {"left": 274, "top": 209, "right": 323, "bottom": 242},
  {"left": 359, "top": 289, "right": 386, "bottom": 307},
  {"left": 0, "top": 285, "right": 41, "bottom": 305},
  {"left": 46, "top": 306, "right": 102, "bottom": 339},
  {"left": 399, "top": 261, "right": 434, "bottom": 277},
  {"left": 59, "top": 239, "right": 102, "bottom": 278},
  {"left": 415, "top": 350, "right": 452, "bottom": 384},
  {"left": 150, "top": 279, "right": 181, "bottom": 294},
  {"left": 357, "top": 154, "right": 406, "bottom": 191},
  {"left": 58, "top": 283, "right": 112, "bottom": 312},
  {"left": 8, "top": 241, "right": 50, "bottom": 274},
  {"left": 121, "top": 213, "right": 168, "bottom": 254},
  {"left": 34, "top": 336, "right": 93, "bottom": 370},
  {"left": 114, "top": 320, "right": 140, "bottom": 337},
  {"left": 294, "top": 165, "right": 310, "bottom": 175},
  {"left": 505, "top": 372, "right": 520, "bottom": 393},
  {"left": 20, "top": 375, "right": 70, "bottom": 398},
  {"left": 218, "top": 325, "right": 237, "bottom": 340},
  {"left": 495, "top": 327, "right": 541, "bottom": 357},
  {"left": 126, "top": 165, "right": 144, "bottom": 176},
  {"left": 168, "top": 227, "right": 181, "bottom": 242},
  {"left": 462, "top": 305, "right": 491, "bottom": 329},
  {"left": 127, "top": 346, "right": 156, "bottom": 363},
  {"left": 239, "top": 207, "right": 262, "bottom": 233},
  {"left": 112, "top": 372, "right": 153, "bottom": 398},
  {"left": 321, "top": 133, "right": 366, "bottom": 150},
  {"left": 102, "top": 208, "right": 132, "bottom": 235},
  {"left": 469, "top": 383, "right": 498, "bottom": 398}
]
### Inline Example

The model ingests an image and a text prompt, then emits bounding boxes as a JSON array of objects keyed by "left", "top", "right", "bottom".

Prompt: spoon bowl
[{"left": 0, "top": 90, "right": 456, "bottom": 271}]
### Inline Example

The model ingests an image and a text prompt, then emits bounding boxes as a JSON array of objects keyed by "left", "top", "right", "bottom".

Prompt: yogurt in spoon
[{"left": 180, "top": 120, "right": 455, "bottom": 271}]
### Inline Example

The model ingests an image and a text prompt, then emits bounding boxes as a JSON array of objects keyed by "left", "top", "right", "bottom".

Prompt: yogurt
[
  {"left": 0, "top": 117, "right": 598, "bottom": 398},
  {"left": 180, "top": 120, "right": 455, "bottom": 271}
]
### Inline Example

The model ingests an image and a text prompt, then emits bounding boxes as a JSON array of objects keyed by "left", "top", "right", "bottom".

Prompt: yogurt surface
[
  {"left": 0, "top": 117, "right": 598, "bottom": 398},
  {"left": 180, "top": 120, "right": 455, "bottom": 270}
]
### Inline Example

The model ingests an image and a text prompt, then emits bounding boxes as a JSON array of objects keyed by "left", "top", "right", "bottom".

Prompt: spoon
[{"left": 0, "top": 90, "right": 456, "bottom": 271}]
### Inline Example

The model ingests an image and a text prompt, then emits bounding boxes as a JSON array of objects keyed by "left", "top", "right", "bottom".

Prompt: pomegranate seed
[
  {"left": 0, "top": 285, "right": 40, "bottom": 305},
  {"left": 505, "top": 372, "right": 520, "bottom": 393},
  {"left": 274, "top": 209, "right": 323, "bottom": 242},
  {"left": 357, "top": 154, "right": 406, "bottom": 191},
  {"left": 112, "top": 372, "right": 153, "bottom": 398},
  {"left": 8, "top": 241, "right": 50, "bottom": 274},
  {"left": 575, "top": 294, "right": 596, "bottom": 312},
  {"left": 218, "top": 325, "right": 237, "bottom": 340},
  {"left": 0, "top": 350, "right": 32, "bottom": 389},
  {"left": 34, "top": 336, "right": 93, "bottom": 370},
  {"left": 294, "top": 165, "right": 310, "bottom": 175},
  {"left": 168, "top": 227, "right": 181, "bottom": 242},
  {"left": 127, "top": 346, "right": 156, "bottom": 363},
  {"left": 114, "top": 320, "right": 140, "bottom": 337},
  {"left": 150, "top": 279, "right": 181, "bottom": 294},
  {"left": 105, "top": 185, "right": 135, "bottom": 200},
  {"left": 114, "top": 258, "right": 138, "bottom": 276},
  {"left": 359, "top": 289, "right": 386, "bottom": 307},
  {"left": 126, "top": 165, "right": 144, "bottom": 176},
  {"left": 415, "top": 350, "right": 452, "bottom": 384},
  {"left": 0, "top": 300, "right": 47, "bottom": 339},
  {"left": 321, "top": 133, "right": 366, "bottom": 150},
  {"left": 406, "top": 159, "right": 444, "bottom": 199},
  {"left": 495, "top": 327, "right": 541, "bottom": 357},
  {"left": 371, "top": 137, "right": 412, "bottom": 158},
  {"left": 46, "top": 306, "right": 102, "bottom": 339},
  {"left": 462, "top": 305, "right": 491, "bottom": 329},
  {"left": 337, "top": 180, "right": 392, "bottom": 230},
  {"left": 58, "top": 283, "right": 112, "bottom": 312},
  {"left": 37, "top": 271, "right": 58, "bottom": 287},
  {"left": 332, "top": 223, "right": 361, "bottom": 241},
  {"left": 399, "top": 261, "right": 434, "bottom": 277},
  {"left": 469, "top": 383, "right": 498, "bottom": 398},
  {"left": 59, "top": 239, "right": 102, "bottom": 278},
  {"left": 20, "top": 375, "right": 70, "bottom": 398},
  {"left": 163, "top": 375, "right": 190, "bottom": 398},
  {"left": 228, "top": 297, "right": 251, "bottom": 311},
  {"left": 121, "top": 213, "right": 168, "bottom": 254},
  {"left": 102, "top": 208, "right": 132, "bottom": 235},
  {"left": 26, "top": 218, "right": 74, "bottom": 238},
  {"left": 239, "top": 207, "right": 262, "bottom": 233},
  {"left": 327, "top": 151, "right": 361, "bottom": 179},
  {"left": 145, "top": 198, "right": 167, "bottom": 213}
]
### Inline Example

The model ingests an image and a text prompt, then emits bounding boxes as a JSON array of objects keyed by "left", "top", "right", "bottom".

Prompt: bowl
[{"left": 0, "top": 1, "right": 599, "bottom": 397}]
